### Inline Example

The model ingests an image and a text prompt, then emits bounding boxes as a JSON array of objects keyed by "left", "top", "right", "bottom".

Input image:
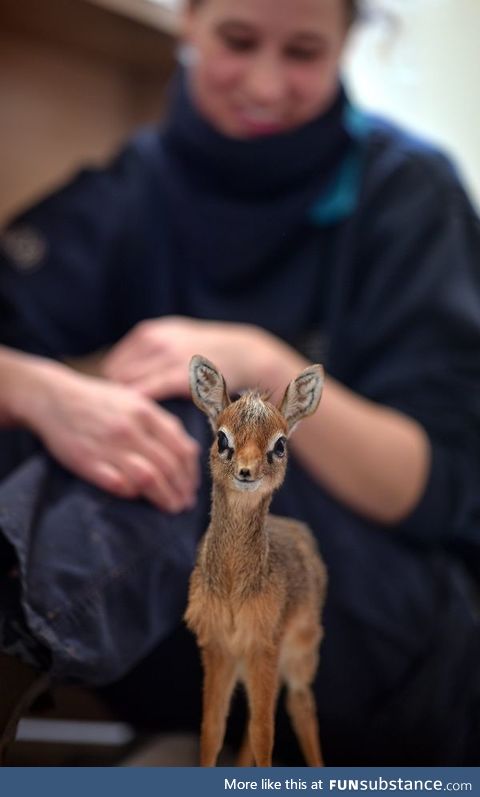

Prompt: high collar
[
  {"left": 155, "top": 70, "right": 361, "bottom": 343},
  {"left": 162, "top": 70, "right": 352, "bottom": 200}
]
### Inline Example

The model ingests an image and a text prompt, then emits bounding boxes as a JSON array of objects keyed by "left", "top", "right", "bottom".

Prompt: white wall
[
  {"left": 344, "top": 0, "right": 480, "bottom": 209},
  {"left": 146, "top": 0, "right": 480, "bottom": 208}
]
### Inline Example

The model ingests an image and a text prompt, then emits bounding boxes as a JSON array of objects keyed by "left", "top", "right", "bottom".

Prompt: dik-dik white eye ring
[
  {"left": 217, "top": 429, "right": 234, "bottom": 459},
  {"left": 217, "top": 430, "right": 229, "bottom": 452},
  {"left": 273, "top": 436, "right": 287, "bottom": 458},
  {"left": 267, "top": 435, "right": 287, "bottom": 463}
]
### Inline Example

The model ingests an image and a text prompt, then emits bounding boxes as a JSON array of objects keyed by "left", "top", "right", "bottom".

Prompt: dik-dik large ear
[
  {"left": 279, "top": 364, "right": 324, "bottom": 434},
  {"left": 189, "top": 355, "right": 231, "bottom": 429}
]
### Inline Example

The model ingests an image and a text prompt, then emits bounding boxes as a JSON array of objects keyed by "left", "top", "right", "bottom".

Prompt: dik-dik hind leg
[
  {"left": 200, "top": 645, "right": 237, "bottom": 767},
  {"left": 243, "top": 649, "right": 279, "bottom": 767},
  {"left": 283, "top": 626, "right": 323, "bottom": 766},
  {"left": 239, "top": 684, "right": 322, "bottom": 767},
  {"left": 236, "top": 727, "right": 254, "bottom": 767},
  {"left": 236, "top": 677, "right": 281, "bottom": 767},
  {"left": 286, "top": 686, "right": 323, "bottom": 766}
]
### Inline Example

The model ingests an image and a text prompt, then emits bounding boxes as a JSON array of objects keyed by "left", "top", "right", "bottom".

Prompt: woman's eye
[
  {"left": 285, "top": 39, "right": 328, "bottom": 62},
  {"left": 217, "top": 431, "right": 230, "bottom": 453},
  {"left": 273, "top": 437, "right": 287, "bottom": 458},
  {"left": 286, "top": 47, "right": 322, "bottom": 62},
  {"left": 223, "top": 36, "right": 256, "bottom": 53}
]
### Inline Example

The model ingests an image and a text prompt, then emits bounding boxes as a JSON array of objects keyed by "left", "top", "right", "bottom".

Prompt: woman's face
[{"left": 181, "top": 0, "right": 351, "bottom": 139}]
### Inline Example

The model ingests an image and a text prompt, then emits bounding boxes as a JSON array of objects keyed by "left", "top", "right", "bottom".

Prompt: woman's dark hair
[
  {"left": 347, "top": 0, "right": 359, "bottom": 22},
  {"left": 189, "top": 0, "right": 360, "bottom": 23}
]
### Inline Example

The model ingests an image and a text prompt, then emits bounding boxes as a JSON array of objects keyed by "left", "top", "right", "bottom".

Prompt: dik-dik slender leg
[
  {"left": 286, "top": 685, "right": 323, "bottom": 766},
  {"left": 236, "top": 728, "right": 254, "bottom": 767},
  {"left": 283, "top": 635, "right": 323, "bottom": 767},
  {"left": 237, "top": 673, "right": 281, "bottom": 767},
  {"left": 243, "top": 648, "right": 279, "bottom": 767},
  {"left": 200, "top": 645, "right": 237, "bottom": 766},
  {"left": 240, "top": 679, "right": 323, "bottom": 767}
]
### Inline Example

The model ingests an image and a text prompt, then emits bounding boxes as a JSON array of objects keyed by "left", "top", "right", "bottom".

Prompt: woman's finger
[
  {"left": 83, "top": 460, "right": 138, "bottom": 499},
  {"left": 105, "top": 351, "right": 176, "bottom": 384},
  {"left": 133, "top": 368, "right": 191, "bottom": 401},
  {"left": 119, "top": 452, "right": 190, "bottom": 512},
  {"left": 139, "top": 435, "right": 199, "bottom": 499},
  {"left": 103, "top": 322, "right": 169, "bottom": 375},
  {"left": 144, "top": 405, "right": 200, "bottom": 487}
]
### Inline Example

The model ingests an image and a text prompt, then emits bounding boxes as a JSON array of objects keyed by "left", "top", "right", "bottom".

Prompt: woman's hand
[
  {"left": 100, "top": 316, "right": 276, "bottom": 401},
  {"left": 5, "top": 352, "right": 200, "bottom": 512}
]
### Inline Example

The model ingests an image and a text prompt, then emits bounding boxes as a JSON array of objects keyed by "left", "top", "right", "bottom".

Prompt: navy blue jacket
[
  {"left": 2, "top": 106, "right": 480, "bottom": 764},
  {"left": 1, "top": 111, "right": 479, "bottom": 554}
]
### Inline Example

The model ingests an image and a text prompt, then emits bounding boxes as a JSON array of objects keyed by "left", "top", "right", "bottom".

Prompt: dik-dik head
[{"left": 190, "top": 355, "right": 324, "bottom": 496}]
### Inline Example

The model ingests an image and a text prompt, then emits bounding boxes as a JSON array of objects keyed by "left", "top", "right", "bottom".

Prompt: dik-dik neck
[{"left": 201, "top": 484, "right": 273, "bottom": 597}]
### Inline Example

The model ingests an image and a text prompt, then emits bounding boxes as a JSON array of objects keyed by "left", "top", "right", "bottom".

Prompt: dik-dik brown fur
[{"left": 185, "top": 355, "right": 327, "bottom": 767}]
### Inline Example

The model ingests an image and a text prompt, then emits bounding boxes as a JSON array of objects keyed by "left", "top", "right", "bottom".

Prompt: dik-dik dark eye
[
  {"left": 273, "top": 436, "right": 287, "bottom": 458},
  {"left": 217, "top": 431, "right": 231, "bottom": 454}
]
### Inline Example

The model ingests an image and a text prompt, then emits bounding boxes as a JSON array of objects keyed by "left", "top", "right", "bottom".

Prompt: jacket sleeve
[
  {"left": 0, "top": 143, "right": 146, "bottom": 358},
  {"left": 344, "top": 142, "right": 480, "bottom": 548}
]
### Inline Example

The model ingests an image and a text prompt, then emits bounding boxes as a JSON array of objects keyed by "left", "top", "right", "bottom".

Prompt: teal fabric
[{"left": 309, "top": 104, "right": 370, "bottom": 225}]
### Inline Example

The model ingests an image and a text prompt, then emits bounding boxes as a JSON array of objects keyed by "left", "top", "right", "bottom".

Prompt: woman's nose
[{"left": 244, "top": 53, "right": 286, "bottom": 106}]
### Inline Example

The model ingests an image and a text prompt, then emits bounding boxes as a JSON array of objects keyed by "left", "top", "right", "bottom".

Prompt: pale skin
[
  {"left": 100, "top": 318, "right": 430, "bottom": 525},
  {"left": 0, "top": 0, "right": 430, "bottom": 523},
  {"left": 0, "top": 346, "right": 199, "bottom": 513}
]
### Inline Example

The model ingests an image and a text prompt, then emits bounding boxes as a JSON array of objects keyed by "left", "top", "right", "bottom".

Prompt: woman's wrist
[
  {"left": 229, "top": 329, "right": 430, "bottom": 523},
  {"left": 0, "top": 347, "right": 65, "bottom": 430},
  {"left": 245, "top": 327, "right": 310, "bottom": 400}
]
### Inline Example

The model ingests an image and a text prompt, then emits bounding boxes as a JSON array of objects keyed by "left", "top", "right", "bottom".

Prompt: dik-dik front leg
[
  {"left": 200, "top": 644, "right": 237, "bottom": 766},
  {"left": 243, "top": 647, "right": 280, "bottom": 767}
]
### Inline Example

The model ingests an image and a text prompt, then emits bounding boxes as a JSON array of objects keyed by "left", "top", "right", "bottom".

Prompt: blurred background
[
  {"left": 344, "top": 0, "right": 480, "bottom": 209},
  {"left": 0, "top": 0, "right": 479, "bottom": 228},
  {"left": 0, "top": 0, "right": 479, "bottom": 766}
]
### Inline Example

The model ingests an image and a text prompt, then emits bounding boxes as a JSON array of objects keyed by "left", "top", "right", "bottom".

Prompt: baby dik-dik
[{"left": 185, "top": 355, "right": 327, "bottom": 767}]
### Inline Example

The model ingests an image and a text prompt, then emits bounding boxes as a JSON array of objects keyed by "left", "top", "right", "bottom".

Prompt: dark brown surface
[
  {"left": 0, "top": 660, "right": 136, "bottom": 766},
  {"left": 0, "top": 0, "right": 176, "bottom": 72},
  {"left": 0, "top": 0, "right": 176, "bottom": 221},
  {"left": 0, "top": 652, "right": 49, "bottom": 765}
]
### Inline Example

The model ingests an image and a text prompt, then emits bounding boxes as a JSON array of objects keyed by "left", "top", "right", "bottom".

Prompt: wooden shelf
[
  {"left": 0, "top": 0, "right": 178, "bottom": 221},
  {"left": 84, "top": 0, "right": 179, "bottom": 36},
  {"left": 0, "top": 0, "right": 177, "bottom": 72}
]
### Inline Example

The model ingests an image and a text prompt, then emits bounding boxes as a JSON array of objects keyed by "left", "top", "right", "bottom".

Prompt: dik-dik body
[{"left": 185, "top": 355, "right": 327, "bottom": 767}]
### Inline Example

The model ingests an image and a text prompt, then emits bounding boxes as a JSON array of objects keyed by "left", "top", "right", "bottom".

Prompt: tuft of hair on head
[
  {"left": 189, "top": 354, "right": 231, "bottom": 430},
  {"left": 238, "top": 387, "right": 272, "bottom": 405},
  {"left": 278, "top": 364, "right": 324, "bottom": 434},
  {"left": 348, "top": 0, "right": 358, "bottom": 21}
]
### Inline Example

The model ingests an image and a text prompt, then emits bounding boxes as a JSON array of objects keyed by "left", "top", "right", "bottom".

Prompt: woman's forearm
[
  {"left": 0, "top": 332, "right": 431, "bottom": 524},
  {"left": 0, "top": 344, "right": 200, "bottom": 510},
  {"left": 0, "top": 346, "right": 50, "bottom": 426},
  {"left": 292, "top": 374, "right": 430, "bottom": 524},
  {"left": 256, "top": 333, "right": 431, "bottom": 525}
]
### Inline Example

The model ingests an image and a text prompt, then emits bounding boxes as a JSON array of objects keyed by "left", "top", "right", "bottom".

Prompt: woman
[{"left": 1, "top": 0, "right": 480, "bottom": 764}]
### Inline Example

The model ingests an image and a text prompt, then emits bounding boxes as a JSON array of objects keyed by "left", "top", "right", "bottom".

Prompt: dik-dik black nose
[{"left": 239, "top": 468, "right": 251, "bottom": 479}]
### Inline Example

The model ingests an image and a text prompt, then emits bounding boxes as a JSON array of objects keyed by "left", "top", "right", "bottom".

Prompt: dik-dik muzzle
[
  {"left": 189, "top": 355, "right": 324, "bottom": 494},
  {"left": 215, "top": 403, "right": 289, "bottom": 492}
]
